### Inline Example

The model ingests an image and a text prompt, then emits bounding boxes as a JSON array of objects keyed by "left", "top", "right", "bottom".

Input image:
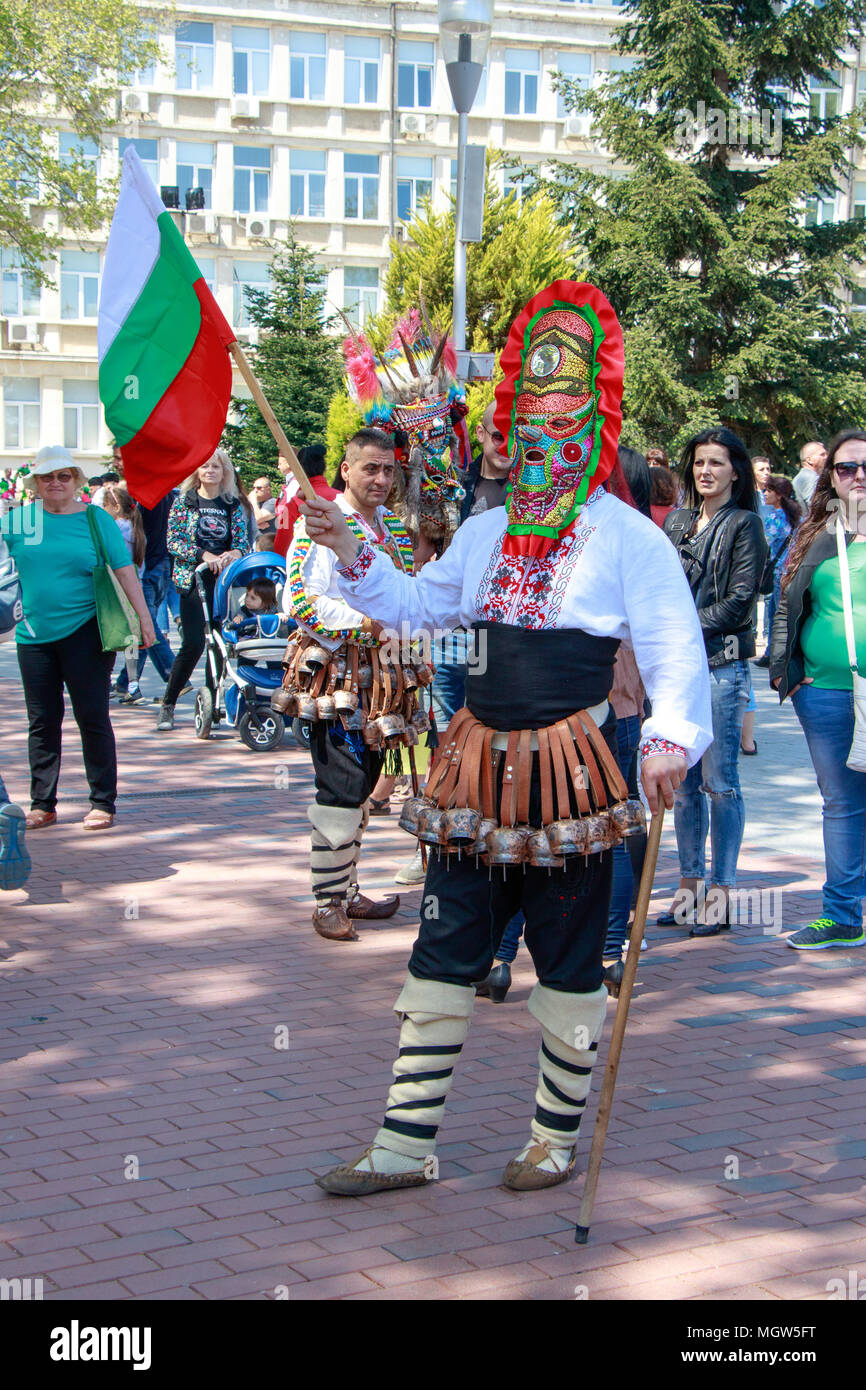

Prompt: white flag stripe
[{"left": 97, "top": 148, "right": 164, "bottom": 364}]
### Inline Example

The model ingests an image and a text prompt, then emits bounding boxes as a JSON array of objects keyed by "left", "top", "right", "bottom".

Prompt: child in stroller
[{"left": 194, "top": 553, "right": 295, "bottom": 751}]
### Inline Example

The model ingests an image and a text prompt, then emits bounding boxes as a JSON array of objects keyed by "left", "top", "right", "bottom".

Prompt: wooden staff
[
  {"left": 229, "top": 340, "right": 317, "bottom": 502},
  {"left": 575, "top": 807, "right": 665, "bottom": 1244}
]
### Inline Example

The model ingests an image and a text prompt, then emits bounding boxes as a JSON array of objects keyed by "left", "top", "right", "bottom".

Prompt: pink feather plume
[{"left": 342, "top": 334, "right": 381, "bottom": 404}]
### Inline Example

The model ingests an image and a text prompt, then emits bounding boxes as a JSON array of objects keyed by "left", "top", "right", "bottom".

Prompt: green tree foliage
[
  {"left": 325, "top": 390, "right": 363, "bottom": 480},
  {"left": 382, "top": 177, "right": 575, "bottom": 351},
  {"left": 537, "top": 0, "right": 866, "bottom": 463},
  {"left": 0, "top": 0, "right": 163, "bottom": 281},
  {"left": 223, "top": 233, "right": 341, "bottom": 488}
]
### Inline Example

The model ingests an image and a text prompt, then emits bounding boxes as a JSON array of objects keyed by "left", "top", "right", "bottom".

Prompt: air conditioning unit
[
  {"left": 394, "top": 223, "right": 406, "bottom": 242},
  {"left": 563, "top": 114, "right": 591, "bottom": 140},
  {"left": 6, "top": 319, "right": 39, "bottom": 345},
  {"left": 231, "top": 96, "right": 260, "bottom": 121},
  {"left": 238, "top": 325, "right": 260, "bottom": 346},
  {"left": 245, "top": 215, "right": 270, "bottom": 239},
  {"left": 399, "top": 112, "right": 427, "bottom": 140},
  {"left": 188, "top": 213, "right": 217, "bottom": 236},
  {"left": 123, "top": 90, "right": 151, "bottom": 115}
]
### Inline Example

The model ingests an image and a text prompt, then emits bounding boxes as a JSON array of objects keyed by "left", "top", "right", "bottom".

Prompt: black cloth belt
[{"left": 464, "top": 622, "right": 620, "bottom": 729}]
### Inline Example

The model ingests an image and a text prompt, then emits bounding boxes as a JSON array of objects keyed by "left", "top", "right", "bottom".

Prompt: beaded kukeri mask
[{"left": 493, "top": 281, "right": 624, "bottom": 558}]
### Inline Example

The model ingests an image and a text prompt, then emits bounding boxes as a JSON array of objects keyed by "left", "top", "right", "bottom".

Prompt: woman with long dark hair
[
  {"left": 770, "top": 429, "right": 866, "bottom": 950},
  {"left": 661, "top": 427, "right": 767, "bottom": 935}
]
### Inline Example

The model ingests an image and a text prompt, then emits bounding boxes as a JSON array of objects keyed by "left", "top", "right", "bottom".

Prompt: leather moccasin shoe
[
  {"left": 347, "top": 892, "right": 400, "bottom": 920},
  {"left": 313, "top": 898, "right": 359, "bottom": 941},
  {"left": 315, "top": 1146, "right": 429, "bottom": 1196},
  {"left": 502, "top": 1141, "right": 577, "bottom": 1191}
]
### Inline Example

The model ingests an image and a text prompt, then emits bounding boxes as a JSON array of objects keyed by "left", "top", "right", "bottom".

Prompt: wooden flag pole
[{"left": 229, "top": 340, "right": 317, "bottom": 502}]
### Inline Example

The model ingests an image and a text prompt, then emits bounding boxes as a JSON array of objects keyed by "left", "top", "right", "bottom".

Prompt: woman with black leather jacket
[
  {"left": 661, "top": 427, "right": 767, "bottom": 937},
  {"left": 770, "top": 429, "right": 866, "bottom": 952}
]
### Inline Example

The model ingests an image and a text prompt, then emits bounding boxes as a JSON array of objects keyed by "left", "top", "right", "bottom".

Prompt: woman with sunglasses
[
  {"left": 770, "top": 430, "right": 866, "bottom": 950},
  {"left": 0, "top": 446, "right": 155, "bottom": 831},
  {"left": 661, "top": 428, "right": 767, "bottom": 935}
]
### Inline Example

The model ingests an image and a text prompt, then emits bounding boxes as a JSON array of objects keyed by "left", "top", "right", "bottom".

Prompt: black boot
[
  {"left": 603, "top": 958, "right": 625, "bottom": 998},
  {"left": 475, "top": 961, "right": 512, "bottom": 1003}
]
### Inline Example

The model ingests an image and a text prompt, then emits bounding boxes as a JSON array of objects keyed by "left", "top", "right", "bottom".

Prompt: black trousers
[
  {"left": 408, "top": 711, "right": 619, "bottom": 994},
  {"left": 163, "top": 571, "right": 221, "bottom": 706},
  {"left": 16, "top": 616, "right": 117, "bottom": 813},
  {"left": 309, "top": 721, "right": 384, "bottom": 808}
]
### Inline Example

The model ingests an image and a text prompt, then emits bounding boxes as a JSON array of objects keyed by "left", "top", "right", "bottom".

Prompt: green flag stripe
[{"left": 100, "top": 211, "right": 203, "bottom": 442}]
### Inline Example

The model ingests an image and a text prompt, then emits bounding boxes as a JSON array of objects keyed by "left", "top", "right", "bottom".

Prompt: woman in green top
[
  {"left": 0, "top": 446, "right": 155, "bottom": 831},
  {"left": 770, "top": 429, "right": 866, "bottom": 950}
]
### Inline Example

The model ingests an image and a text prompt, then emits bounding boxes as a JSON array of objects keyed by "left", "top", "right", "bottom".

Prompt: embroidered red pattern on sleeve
[
  {"left": 338, "top": 542, "right": 376, "bottom": 582},
  {"left": 640, "top": 737, "right": 687, "bottom": 761}
]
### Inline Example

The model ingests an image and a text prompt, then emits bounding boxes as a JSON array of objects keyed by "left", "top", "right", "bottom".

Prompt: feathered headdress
[{"left": 340, "top": 296, "right": 468, "bottom": 545}]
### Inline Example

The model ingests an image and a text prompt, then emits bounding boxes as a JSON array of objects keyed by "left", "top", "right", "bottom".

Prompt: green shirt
[
  {"left": 0, "top": 503, "right": 132, "bottom": 645},
  {"left": 801, "top": 541, "right": 866, "bottom": 690}
]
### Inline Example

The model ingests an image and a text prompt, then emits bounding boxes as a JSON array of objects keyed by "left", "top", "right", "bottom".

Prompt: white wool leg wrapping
[
  {"left": 348, "top": 802, "right": 370, "bottom": 895},
  {"left": 372, "top": 975, "right": 476, "bottom": 1161},
  {"left": 308, "top": 803, "right": 364, "bottom": 902},
  {"left": 526, "top": 984, "right": 608, "bottom": 1149}
]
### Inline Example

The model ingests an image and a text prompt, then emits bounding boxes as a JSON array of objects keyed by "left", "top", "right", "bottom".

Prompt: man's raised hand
[{"left": 299, "top": 498, "right": 361, "bottom": 567}]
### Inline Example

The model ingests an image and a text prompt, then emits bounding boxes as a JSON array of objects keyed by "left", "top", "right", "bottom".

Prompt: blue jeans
[
  {"left": 604, "top": 714, "right": 646, "bottom": 956},
  {"left": 673, "top": 660, "right": 750, "bottom": 887},
  {"left": 793, "top": 683, "right": 866, "bottom": 928},
  {"left": 431, "top": 661, "right": 467, "bottom": 728},
  {"left": 157, "top": 576, "right": 181, "bottom": 633},
  {"left": 0, "top": 772, "right": 8, "bottom": 804},
  {"left": 116, "top": 557, "right": 175, "bottom": 688}
]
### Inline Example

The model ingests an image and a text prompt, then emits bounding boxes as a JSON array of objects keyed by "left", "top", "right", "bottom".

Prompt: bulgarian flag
[{"left": 98, "top": 147, "right": 236, "bottom": 508}]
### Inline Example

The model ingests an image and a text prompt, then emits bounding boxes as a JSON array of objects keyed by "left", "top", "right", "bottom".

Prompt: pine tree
[
  {"left": 223, "top": 233, "right": 341, "bottom": 485},
  {"left": 541, "top": 0, "right": 866, "bottom": 463}
]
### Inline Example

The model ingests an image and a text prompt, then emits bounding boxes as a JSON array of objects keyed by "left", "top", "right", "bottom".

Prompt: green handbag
[{"left": 86, "top": 505, "right": 142, "bottom": 654}]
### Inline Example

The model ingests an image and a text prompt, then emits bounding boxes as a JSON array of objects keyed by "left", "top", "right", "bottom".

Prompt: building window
[
  {"left": 234, "top": 146, "right": 270, "bottom": 214},
  {"left": 233, "top": 260, "right": 270, "bottom": 328},
  {"left": 854, "top": 181, "right": 866, "bottom": 220},
  {"left": 396, "top": 155, "right": 433, "bottom": 222},
  {"left": 290, "top": 150, "right": 326, "bottom": 217},
  {"left": 59, "top": 132, "right": 99, "bottom": 175},
  {"left": 505, "top": 49, "right": 539, "bottom": 116},
  {"left": 133, "top": 62, "right": 155, "bottom": 87},
  {"left": 503, "top": 165, "right": 532, "bottom": 203},
  {"left": 290, "top": 32, "right": 326, "bottom": 102},
  {"left": 810, "top": 72, "right": 841, "bottom": 120},
  {"left": 853, "top": 286, "right": 866, "bottom": 308},
  {"left": 344, "top": 153, "right": 379, "bottom": 220},
  {"left": 343, "top": 266, "right": 379, "bottom": 328},
  {"left": 176, "top": 21, "right": 214, "bottom": 92},
  {"left": 805, "top": 196, "right": 836, "bottom": 226},
  {"left": 119, "top": 137, "right": 158, "bottom": 185},
  {"left": 63, "top": 380, "right": 100, "bottom": 452},
  {"left": 398, "top": 40, "right": 434, "bottom": 109},
  {"left": 60, "top": 250, "right": 99, "bottom": 319},
  {"left": 345, "top": 35, "right": 379, "bottom": 105},
  {"left": 233, "top": 26, "right": 270, "bottom": 96},
  {"left": 1, "top": 249, "right": 40, "bottom": 317},
  {"left": 176, "top": 141, "right": 214, "bottom": 210},
  {"left": 3, "top": 378, "right": 40, "bottom": 450},
  {"left": 196, "top": 258, "right": 216, "bottom": 296},
  {"left": 554, "top": 52, "right": 592, "bottom": 119}
]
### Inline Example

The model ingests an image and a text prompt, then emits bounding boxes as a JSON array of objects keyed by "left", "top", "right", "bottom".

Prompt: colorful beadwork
[
  {"left": 640, "top": 738, "right": 687, "bottom": 761},
  {"left": 289, "top": 509, "right": 412, "bottom": 645}
]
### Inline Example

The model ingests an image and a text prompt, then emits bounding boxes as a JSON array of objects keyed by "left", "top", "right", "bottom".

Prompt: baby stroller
[{"left": 193, "top": 552, "right": 294, "bottom": 752}]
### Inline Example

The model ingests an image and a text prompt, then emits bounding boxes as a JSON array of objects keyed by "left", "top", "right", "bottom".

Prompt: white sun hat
[{"left": 29, "top": 446, "right": 95, "bottom": 480}]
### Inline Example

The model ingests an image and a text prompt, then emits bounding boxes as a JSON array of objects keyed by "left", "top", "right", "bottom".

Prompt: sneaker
[
  {"left": 156, "top": 704, "right": 175, "bottom": 731},
  {"left": 0, "top": 804, "right": 31, "bottom": 891},
  {"left": 786, "top": 918, "right": 866, "bottom": 950},
  {"left": 394, "top": 848, "right": 426, "bottom": 885},
  {"left": 119, "top": 685, "right": 144, "bottom": 705}
]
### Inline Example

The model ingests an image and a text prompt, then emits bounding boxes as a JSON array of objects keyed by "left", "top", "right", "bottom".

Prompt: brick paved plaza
[{"left": 1, "top": 644, "right": 865, "bottom": 1302}]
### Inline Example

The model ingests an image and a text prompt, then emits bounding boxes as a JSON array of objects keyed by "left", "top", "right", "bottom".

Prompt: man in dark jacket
[{"left": 459, "top": 403, "right": 512, "bottom": 522}]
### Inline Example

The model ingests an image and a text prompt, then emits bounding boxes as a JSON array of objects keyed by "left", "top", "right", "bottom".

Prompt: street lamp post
[{"left": 438, "top": 0, "right": 493, "bottom": 356}]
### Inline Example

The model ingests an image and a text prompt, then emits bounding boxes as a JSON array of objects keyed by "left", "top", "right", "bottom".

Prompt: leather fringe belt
[
  {"left": 271, "top": 631, "right": 432, "bottom": 751},
  {"left": 398, "top": 705, "right": 646, "bottom": 867}
]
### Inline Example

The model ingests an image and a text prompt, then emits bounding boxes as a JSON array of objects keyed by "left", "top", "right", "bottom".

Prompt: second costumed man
[{"left": 303, "top": 282, "right": 713, "bottom": 1194}]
